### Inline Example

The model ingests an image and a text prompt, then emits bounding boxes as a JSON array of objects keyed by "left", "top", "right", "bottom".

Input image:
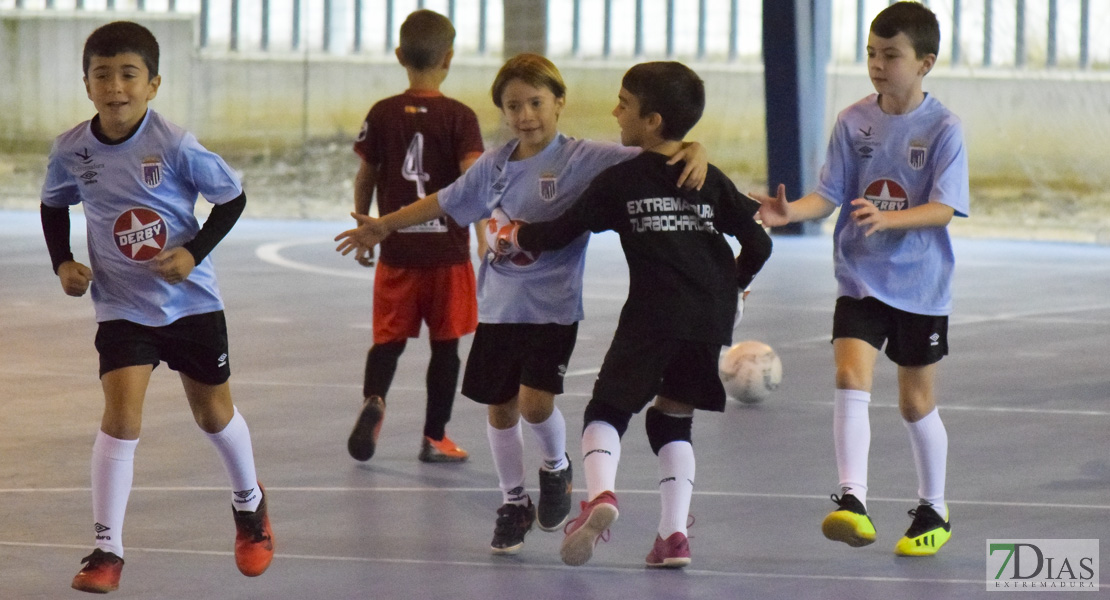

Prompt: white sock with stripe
[
  {"left": 657, "top": 441, "right": 695, "bottom": 538},
  {"left": 834, "top": 388, "right": 871, "bottom": 508},
  {"left": 204, "top": 407, "right": 261, "bottom": 513},
  {"left": 904, "top": 407, "right": 948, "bottom": 516},
  {"left": 488, "top": 420, "right": 528, "bottom": 505},
  {"left": 581, "top": 421, "right": 621, "bottom": 502},
  {"left": 90, "top": 431, "right": 138, "bottom": 558}
]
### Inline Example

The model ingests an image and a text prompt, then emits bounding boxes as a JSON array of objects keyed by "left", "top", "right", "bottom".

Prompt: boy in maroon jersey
[{"left": 346, "top": 9, "right": 485, "bottom": 463}]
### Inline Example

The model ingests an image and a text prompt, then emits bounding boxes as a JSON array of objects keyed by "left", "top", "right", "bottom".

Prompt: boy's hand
[
  {"left": 153, "top": 247, "right": 196, "bottom": 284},
  {"left": 356, "top": 246, "right": 375, "bottom": 267},
  {"left": 670, "top": 142, "right": 708, "bottom": 190},
  {"left": 849, "top": 198, "right": 887, "bottom": 236},
  {"left": 336, "top": 213, "right": 390, "bottom": 256},
  {"left": 754, "top": 184, "right": 791, "bottom": 227},
  {"left": 57, "top": 260, "right": 93, "bottom": 297}
]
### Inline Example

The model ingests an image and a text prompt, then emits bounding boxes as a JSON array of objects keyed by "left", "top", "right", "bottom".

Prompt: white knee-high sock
[
  {"left": 524, "top": 406, "right": 568, "bottom": 471},
  {"left": 204, "top": 407, "right": 261, "bottom": 512},
  {"left": 91, "top": 431, "right": 139, "bottom": 557},
  {"left": 904, "top": 407, "right": 948, "bottom": 514},
  {"left": 657, "top": 441, "right": 695, "bottom": 538},
  {"left": 834, "top": 389, "right": 871, "bottom": 507},
  {"left": 581, "top": 421, "right": 621, "bottom": 501},
  {"left": 487, "top": 420, "right": 527, "bottom": 505}
]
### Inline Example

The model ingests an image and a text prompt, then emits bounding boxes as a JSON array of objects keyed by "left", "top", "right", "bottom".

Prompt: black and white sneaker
[
  {"left": 537, "top": 455, "right": 573, "bottom": 531},
  {"left": 490, "top": 498, "right": 536, "bottom": 555}
]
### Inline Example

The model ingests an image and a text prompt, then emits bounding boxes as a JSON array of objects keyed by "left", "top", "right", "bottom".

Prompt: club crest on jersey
[
  {"left": 141, "top": 156, "right": 163, "bottom": 188},
  {"left": 114, "top": 208, "right": 167, "bottom": 261},
  {"left": 908, "top": 144, "right": 927, "bottom": 170},
  {"left": 863, "top": 179, "right": 908, "bottom": 211},
  {"left": 539, "top": 173, "right": 557, "bottom": 202}
]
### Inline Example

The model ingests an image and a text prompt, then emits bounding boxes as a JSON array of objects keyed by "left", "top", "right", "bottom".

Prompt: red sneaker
[
  {"left": 418, "top": 435, "right": 469, "bottom": 463},
  {"left": 233, "top": 484, "right": 274, "bottom": 577},
  {"left": 645, "top": 532, "right": 691, "bottom": 568},
  {"left": 560, "top": 491, "right": 619, "bottom": 566},
  {"left": 71, "top": 548, "right": 123, "bottom": 594}
]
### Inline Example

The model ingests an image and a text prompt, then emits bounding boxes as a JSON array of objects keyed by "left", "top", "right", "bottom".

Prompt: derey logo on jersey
[{"left": 114, "top": 208, "right": 168, "bottom": 262}]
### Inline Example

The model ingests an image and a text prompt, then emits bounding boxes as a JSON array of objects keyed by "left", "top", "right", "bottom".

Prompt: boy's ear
[
  {"left": 646, "top": 111, "right": 665, "bottom": 137},
  {"left": 146, "top": 74, "right": 161, "bottom": 101},
  {"left": 919, "top": 53, "right": 937, "bottom": 76},
  {"left": 394, "top": 47, "right": 406, "bottom": 67},
  {"left": 441, "top": 48, "right": 454, "bottom": 70}
]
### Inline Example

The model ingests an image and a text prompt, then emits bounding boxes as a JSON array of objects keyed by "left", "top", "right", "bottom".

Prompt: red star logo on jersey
[
  {"left": 862, "top": 179, "right": 908, "bottom": 211},
  {"left": 113, "top": 208, "right": 167, "bottom": 261}
]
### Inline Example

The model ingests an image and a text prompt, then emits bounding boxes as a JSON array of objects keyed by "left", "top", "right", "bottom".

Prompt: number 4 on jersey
[{"left": 402, "top": 133, "right": 431, "bottom": 198}]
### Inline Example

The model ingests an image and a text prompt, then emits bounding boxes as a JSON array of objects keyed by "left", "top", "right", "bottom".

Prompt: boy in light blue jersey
[
  {"left": 757, "top": 1, "right": 969, "bottom": 557},
  {"left": 40, "top": 21, "right": 273, "bottom": 593},
  {"left": 336, "top": 53, "right": 707, "bottom": 556}
]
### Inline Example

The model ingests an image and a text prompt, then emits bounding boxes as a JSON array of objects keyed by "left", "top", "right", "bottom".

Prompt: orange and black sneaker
[
  {"left": 233, "top": 484, "right": 274, "bottom": 577},
  {"left": 71, "top": 548, "right": 123, "bottom": 594},
  {"left": 418, "top": 435, "right": 469, "bottom": 463},
  {"left": 348, "top": 395, "right": 386, "bottom": 461}
]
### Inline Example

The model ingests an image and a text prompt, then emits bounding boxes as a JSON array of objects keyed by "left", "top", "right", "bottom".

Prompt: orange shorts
[{"left": 372, "top": 262, "right": 478, "bottom": 344}]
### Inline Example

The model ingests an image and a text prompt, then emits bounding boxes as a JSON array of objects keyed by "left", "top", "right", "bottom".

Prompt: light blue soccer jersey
[
  {"left": 815, "top": 94, "right": 970, "bottom": 316},
  {"left": 438, "top": 134, "right": 639, "bottom": 324},
  {"left": 41, "top": 109, "right": 243, "bottom": 327}
]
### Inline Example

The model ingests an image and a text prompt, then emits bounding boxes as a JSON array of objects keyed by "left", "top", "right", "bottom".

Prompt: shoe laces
[
  {"left": 494, "top": 503, "right": 529, "bottom": 534},
  {"left": 236, "top": 510, "right": 270, "bottom": 543},
  {"left": 81, "top": 549, "right": 122, "bottom": 568},
  {"left": 562, "top": 501, "right": 612, "bottom": 547}
]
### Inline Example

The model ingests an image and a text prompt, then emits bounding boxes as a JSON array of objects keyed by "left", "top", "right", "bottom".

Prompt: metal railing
[{"left": 3, "top": 0, "right": 1106, "bottom": 69}]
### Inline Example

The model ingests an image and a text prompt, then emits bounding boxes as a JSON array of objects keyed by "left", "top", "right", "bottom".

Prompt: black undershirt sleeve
[
  {"left": 516, "top": 214, "right": 590, "bottom": 253},
  {"left": 183, "top": 192, "right": 247, "bottom": 264},
  {"left": 733, "top": 215, "right": 773, "bottom": 290},
  {"left": 40, "top": 203, "right": 75, "bottom": 274}
]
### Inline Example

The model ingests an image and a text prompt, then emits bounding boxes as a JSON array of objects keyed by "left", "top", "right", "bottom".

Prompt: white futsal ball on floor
[{"left": 719, "top": 341, "right": 783, "bottom": 404}]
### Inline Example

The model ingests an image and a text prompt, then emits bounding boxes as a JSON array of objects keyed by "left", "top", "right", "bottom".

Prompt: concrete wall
[{"left": 3, "top": 11, "right": 1109, "bottom": 191}]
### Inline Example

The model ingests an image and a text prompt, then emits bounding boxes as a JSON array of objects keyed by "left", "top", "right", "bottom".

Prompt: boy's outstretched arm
[
  {"left": 335, "top": 192, "right": 447, "bottom": 256},
  {"left": 849, "top": 199, "right": 955, "bottom": 237},
  {"left": 754, "top": 184, "right": 836, "bottom": 226}
]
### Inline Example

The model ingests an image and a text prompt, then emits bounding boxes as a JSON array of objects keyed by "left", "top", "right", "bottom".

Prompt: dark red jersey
[{"left": 353, "top": 90, "right": 484, "bottom": 267}]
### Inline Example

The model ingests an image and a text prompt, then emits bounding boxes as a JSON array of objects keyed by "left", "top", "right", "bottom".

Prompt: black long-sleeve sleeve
[
  {"left": 516, "top": 210, "right": 591, "bottom": 253},
  {"left": 183, "top": 192, "right": 246, "bottom": 263},
  {"left": 40, "top": 203, "right": 75, "bottom": 274},
  {"left": 734, "top": 216, "right": 773, "bottom": 290}
]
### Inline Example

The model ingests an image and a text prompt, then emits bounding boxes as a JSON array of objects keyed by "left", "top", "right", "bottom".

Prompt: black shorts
[
  {"left": 591, "top": 334, "right": 726, "bottom": 414},
  {"left": 94, "top": 311, "right": 231, "bottom": 385},
  {"left": 832, "top": 296, "right": 948, "bottom": 367},
  {"left": 461, "top": 322, "right": 578, "bottom": 406}
]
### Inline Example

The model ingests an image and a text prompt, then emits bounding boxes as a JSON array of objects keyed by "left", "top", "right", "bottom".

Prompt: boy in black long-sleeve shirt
[{"left": 490, "top": 61, "right": 772, "bottom": 568}]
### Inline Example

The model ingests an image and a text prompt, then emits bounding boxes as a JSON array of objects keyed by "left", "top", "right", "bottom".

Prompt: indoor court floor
[{"left": 2, "top": 209, "right": 1107, "bottom": 599}]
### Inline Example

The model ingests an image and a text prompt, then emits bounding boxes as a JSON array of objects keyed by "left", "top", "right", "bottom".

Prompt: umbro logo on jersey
[
  {"left": 113, "top": 208, "right": 167, "bottom": 262},
  {"left": 858, "top": 127, "right": 872, "bottom": 138},
  {"left": 929, "top": 333, "right": 940, "bottom": 346}
]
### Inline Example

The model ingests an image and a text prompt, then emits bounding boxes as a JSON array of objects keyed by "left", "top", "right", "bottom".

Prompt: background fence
[{"left": 2, "top": 0, "right": 1108, "bottom": 68}]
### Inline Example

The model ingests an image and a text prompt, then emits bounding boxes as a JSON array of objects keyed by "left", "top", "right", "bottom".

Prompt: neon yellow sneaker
[
  {"left": 894, "top": 504, "right": 951, "bottom": 556},
  {"left": 821, "top": 493, "right": 876, "bottom": 547}
]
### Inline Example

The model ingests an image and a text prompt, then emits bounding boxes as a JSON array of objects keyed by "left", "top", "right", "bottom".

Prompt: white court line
[
  {"left": 2, "top": 487, "right": 1107, "bottom": 511},
  {"left": 0, "top": 541, "right": 999, "bottom": 587},
  {"left": 255, "top": 239, "right": 371, "bottom": 280}
]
